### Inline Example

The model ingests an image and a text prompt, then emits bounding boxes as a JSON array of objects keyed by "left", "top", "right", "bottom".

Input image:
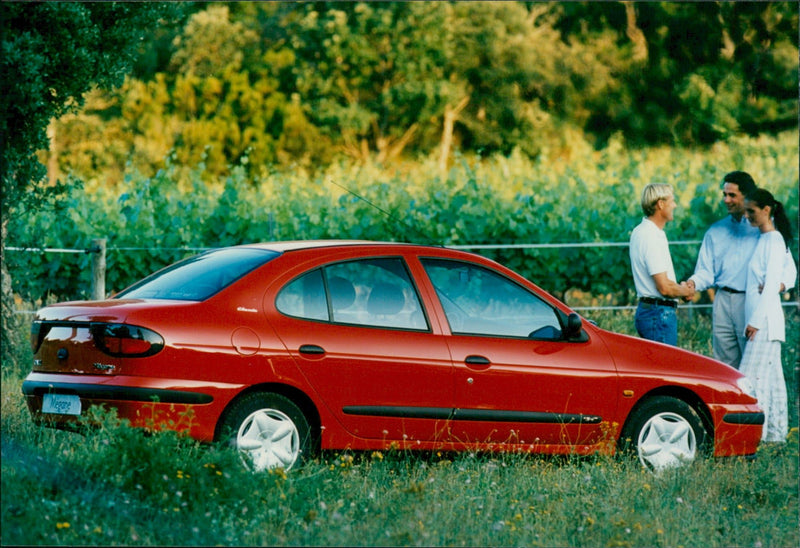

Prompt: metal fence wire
[{"left": 5, "top": 241, "right": 799, "bottom": 313}]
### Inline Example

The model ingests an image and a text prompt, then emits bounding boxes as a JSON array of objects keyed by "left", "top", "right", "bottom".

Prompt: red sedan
[{"left": 23, "top": 241, "right": 763, "bottom": 471}]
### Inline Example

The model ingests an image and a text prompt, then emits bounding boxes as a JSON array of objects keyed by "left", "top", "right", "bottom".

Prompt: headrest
[
  {"left": 367, "top": 282, "right": 405, "bottom": 316},
  {"left": 328, "top": 276, "right": 356, "bottom": 310}
]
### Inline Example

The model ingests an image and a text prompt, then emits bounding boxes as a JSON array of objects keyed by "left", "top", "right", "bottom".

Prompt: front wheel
[
  {"left": 217, "top": 392, "right": 314, "bottom": 472},
  {"left": 620, "top": 396, "right": 710, "bottom": 472}
]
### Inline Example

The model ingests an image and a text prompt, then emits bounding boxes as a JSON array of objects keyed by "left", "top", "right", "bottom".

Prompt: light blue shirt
[{"left": 690, "top": 215, "right": 797, "bottom": 292}]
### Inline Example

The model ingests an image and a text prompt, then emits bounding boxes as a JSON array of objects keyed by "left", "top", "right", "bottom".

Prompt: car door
[
  {"left": 268, "top": 257, "right": 455, "bottom": 443},
  {"left": 420, "top": 258, "right": 619, "bottom": 450}
]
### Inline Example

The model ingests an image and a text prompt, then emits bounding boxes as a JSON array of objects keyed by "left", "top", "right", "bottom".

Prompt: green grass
[{"left": 2, "top": 308, "right": 798, "bottom": 547}]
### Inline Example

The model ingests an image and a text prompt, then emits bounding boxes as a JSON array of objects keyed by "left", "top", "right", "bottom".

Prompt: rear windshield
[{"left": 115, "top": 248, "right": 279, "bottom": 301}]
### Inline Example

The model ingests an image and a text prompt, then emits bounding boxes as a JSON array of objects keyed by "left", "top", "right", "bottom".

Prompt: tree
[
  {"left": 280, "top": 2, "right": 456, "bottom": 164},
  {"left": 280, "top": 2, "right": 592, "bottom": 167},
  {"left": 11, "top": 1, "right": 798, "bottom": 195},
  {"left": 557, "top": 1, "right": 798, "bottom": 145},
  {"left": 444, "top": 2, "right": 592, "bottom": 157},
  {"left": 0, "top": 2, "right": 185, "bottom": 369},
  {"left": 47, "top": 4, "right": 329, "bottom": 184}
]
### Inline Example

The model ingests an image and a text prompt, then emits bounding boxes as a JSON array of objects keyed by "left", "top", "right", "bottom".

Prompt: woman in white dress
[{"left": 740, "top": 188, "right": 795, "bottom": 443}]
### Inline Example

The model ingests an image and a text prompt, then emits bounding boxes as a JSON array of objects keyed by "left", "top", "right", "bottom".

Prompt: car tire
[
  {"left": 620, "top": 396, "right": 710, "bottom": 472},
  {"left": 218, "top": 392, "right": 313, "bottom": 472}
]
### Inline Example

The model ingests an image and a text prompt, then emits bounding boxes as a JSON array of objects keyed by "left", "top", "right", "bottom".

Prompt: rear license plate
[{"left": 42, "top": 393, "right": 82, "bottom": 415}]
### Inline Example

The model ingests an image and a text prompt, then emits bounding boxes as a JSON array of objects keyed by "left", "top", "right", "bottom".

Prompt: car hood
[{"left": 593, "top": 327, "right": 742, "bottom": 383}]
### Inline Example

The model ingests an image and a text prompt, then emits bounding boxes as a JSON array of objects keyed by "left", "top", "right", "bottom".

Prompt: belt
[
  {"left": 639, "top": 297, "right": 677, "bottom": 308},
  {"left": 718, "top": 286, "right": 744, "bottom": 294}
]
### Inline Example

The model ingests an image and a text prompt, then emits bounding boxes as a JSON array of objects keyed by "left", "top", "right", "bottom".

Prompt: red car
[{"left": 23, "top": 241, "right": 763, "bottom": 472}]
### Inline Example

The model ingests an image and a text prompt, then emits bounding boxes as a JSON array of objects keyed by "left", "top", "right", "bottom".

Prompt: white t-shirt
[{"left": 629, "top": 217, "right": 677, "bottom": 299}]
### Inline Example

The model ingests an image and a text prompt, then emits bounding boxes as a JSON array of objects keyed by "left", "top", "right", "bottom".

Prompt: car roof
[
  {"left": 234, "top": 240, "right": 430, "bottom": 253},
  {"left": 231, "top": 240, "right": 530, "bottom": 288}
]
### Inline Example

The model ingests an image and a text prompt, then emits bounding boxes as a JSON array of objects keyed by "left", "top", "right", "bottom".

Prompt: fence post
[{"left": 91, "top": 238, "right": 106, "bottom": 300}]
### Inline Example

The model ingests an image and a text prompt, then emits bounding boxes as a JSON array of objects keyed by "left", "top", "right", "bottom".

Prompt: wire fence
[
  {"left": 4, "top": 240, "right": 705, "bottom": 253},
  {"left": 5, "top": 241, "right": 798, "bottom": 314}
]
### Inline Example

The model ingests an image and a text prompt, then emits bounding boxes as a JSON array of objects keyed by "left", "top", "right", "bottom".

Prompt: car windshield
[{"left": 115, "top": 248, "right": 279, "bottom": 301}]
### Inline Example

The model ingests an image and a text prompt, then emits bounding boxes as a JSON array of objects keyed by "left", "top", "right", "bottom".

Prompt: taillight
[{"left": 90, "top": 323, "right": 164, "bottom": 358}]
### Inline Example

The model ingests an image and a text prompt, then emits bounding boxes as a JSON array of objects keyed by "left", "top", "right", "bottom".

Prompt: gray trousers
[{"left": 712, "top": 290, "right": 747, "bottom": 368}]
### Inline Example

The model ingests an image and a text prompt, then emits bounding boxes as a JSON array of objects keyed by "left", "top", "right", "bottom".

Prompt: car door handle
[
  {"left": 299, "top": 344, "right": 326, "bottom": 355},
  {"left": 465, "top": 355, "right": 490, "bottom": 365}
]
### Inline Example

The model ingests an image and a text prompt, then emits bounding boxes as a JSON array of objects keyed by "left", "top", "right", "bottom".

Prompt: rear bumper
[
  {"left": 22, "top": 372, "right": 243, "bottom": 442},
  {"left": 23, "top": 379, "right": 213, "bottom": 405}
]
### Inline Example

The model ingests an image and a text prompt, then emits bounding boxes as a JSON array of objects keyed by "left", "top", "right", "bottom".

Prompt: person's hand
[
  {"left": 759, "top": 283, "right": 787, "bottom": 294},
  {"left": 745, "top": 325, "right": 759, "bottom": 340},
  {"left": 680, "top": 280, "right": 695, "bottom": 302}
]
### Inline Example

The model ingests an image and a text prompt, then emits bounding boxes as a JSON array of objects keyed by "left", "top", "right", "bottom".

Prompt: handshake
[{"left": 679, "top": 279, "right": 697, "bottom": 303}]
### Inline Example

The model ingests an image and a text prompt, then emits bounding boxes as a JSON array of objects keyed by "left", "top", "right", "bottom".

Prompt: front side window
[
  {"left": 276, "top": 258, "right": 428, "bottom": 331},
  {"left": 421, "top": 258, "right": 561, "bottom": 339}
]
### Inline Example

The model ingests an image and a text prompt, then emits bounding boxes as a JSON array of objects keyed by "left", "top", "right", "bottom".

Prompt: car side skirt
[{"left": 343, "top": 405, "right": 602, "bottom": 424}]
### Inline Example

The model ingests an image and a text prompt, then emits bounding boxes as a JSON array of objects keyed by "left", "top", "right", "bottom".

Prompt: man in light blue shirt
[{"left": 687, "top": 171, "right": 797, "bottom": 368}]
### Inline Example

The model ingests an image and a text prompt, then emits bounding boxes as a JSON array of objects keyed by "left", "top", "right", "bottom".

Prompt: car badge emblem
[{"left": 93, "top": 363, "right": 116, "bottom": 371}]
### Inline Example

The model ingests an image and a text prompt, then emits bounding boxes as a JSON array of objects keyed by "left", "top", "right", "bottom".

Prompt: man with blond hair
[{"left": 629, "top": 183, "right": 694, "bottom": 346}]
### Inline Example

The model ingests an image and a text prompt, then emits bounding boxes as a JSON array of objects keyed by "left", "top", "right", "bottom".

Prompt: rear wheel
[
  {"left": 620, "top": 396, "right": 709, "bottom": 472},
  {"left": 218, "top": 392, "right": 313, "bottom": 472}
]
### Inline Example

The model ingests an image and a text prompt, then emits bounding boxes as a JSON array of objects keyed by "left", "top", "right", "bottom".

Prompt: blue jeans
[{"left": 635, "top": 302, "right": 678, "bottom": 346}]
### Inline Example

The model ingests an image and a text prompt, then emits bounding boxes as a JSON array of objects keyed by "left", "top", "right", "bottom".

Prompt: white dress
[{"left": 738, "top": 230, "right": 789, "bottom": 443}]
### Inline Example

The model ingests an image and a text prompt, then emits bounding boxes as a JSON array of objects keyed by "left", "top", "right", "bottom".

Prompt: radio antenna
[{"left": 328, "top": 179, "right": 437, "bottom": 245}]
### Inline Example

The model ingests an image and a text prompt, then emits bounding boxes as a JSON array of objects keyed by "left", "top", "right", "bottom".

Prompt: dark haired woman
[{"left": 739, "top": 188, "right": 796, "bottom": 443}]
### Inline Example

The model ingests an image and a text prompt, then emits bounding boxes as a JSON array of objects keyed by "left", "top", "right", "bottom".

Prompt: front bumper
[{"left": 711, "top": 405, "right": 764, "bottom": 457}]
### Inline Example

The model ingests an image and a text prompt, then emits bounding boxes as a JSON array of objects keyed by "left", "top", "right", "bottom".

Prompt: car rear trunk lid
[{"left": 32, "top": 320, "right": 122, "bottom": 375}]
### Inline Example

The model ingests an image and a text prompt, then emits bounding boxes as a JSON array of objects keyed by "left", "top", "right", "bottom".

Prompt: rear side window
[
  {"left": 276, "top": 258, "right": 428, "bottom": 330},
  {"left": 273, "top": 269, "right": 328, "bottom": 321},
  {"left": 116, "top": 248, "right": 279, "bottom": 301}
]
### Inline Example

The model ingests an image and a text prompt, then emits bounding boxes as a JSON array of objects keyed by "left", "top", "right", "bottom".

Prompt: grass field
[{"left": 2, "top": 306, "right": 798, "bottom": 547}]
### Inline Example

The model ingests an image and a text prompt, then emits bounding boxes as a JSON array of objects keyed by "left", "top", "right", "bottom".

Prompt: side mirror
[{"left": 564, "top": 312, "right": 583, "bottom": 339}]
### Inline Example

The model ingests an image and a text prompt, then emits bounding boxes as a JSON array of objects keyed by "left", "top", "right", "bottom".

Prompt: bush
[{"left": 5, "top": 132, "right": 798, "bottom": 304}]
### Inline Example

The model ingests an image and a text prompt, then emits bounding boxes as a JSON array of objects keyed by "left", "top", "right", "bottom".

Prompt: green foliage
[
  {"left": 39, "top": 2, "right": 799, "bottom": 188},
  {"left": 0, "top": 2, "right": 186, "bottom": 219},
  {"left": 2, "top": 371, "right": 798, "bottom": 546},
  {"left": 5, "top": 132, "right": 798, "bottom": 304},
  {"left": 558, "top": 2, "right": 798, "bottom": 146},
  {"left": 54, "top": 7, "right": 326, "bottom": 183},
  {"left": 1, "top": 0, "right": 186, "bottom": 379}
]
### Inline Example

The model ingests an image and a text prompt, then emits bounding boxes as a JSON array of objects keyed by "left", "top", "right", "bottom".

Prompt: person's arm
[
  {"left": 688, "top": 231, "right": 715, "bottom": 292},
  {"left": 746, "top": 236, "right": 784, "bottom": 339},
  {"left": 653, "top": 272, "right": 693, "bottom": 299},
  {"left": 759, "top": 250, "right": 796, "bottom": 294},
  {"left": 781, "top": 249, "right": 797, "bottom": 292}
]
